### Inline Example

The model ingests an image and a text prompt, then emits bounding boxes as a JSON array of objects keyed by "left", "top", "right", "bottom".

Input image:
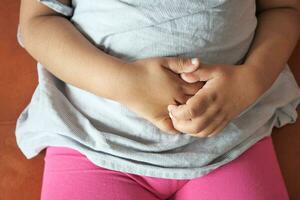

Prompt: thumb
[
  {"left": 151, "top": 116, "right": 181, "bottom": 135},
  {"left": 181, "top": 64, "right": 215, "bottom": 83},
  {"left": 163, "top": 57, "right": 200, "bottom": 74}
]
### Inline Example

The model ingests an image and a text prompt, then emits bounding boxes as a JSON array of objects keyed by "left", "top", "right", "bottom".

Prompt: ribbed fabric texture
[{"left": 15, "top": 0, "right": 300, "bottom": 179}]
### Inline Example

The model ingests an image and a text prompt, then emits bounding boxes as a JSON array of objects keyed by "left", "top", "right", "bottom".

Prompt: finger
[
  {"left": 169, "top": 112, "right": 192, "bottom": 134},
  {"left": 194, "top": 113, "right": 226, "bottom": 138},
  {"left": 169, "top": 91, "right": 209, "bottom": 120},
  {"left": 207, "top": 119, "right": 229, "bottom": 138},
  {"left": 154, "top": 116, "right": 181, "bottom": 135},
  {"left": 181, "top": 81, "right": 204, "bottom": 95},
  {"left": 170, "top": 104, "right": 220, "bottom": 135},
  {"left": 187, "top": 105, "right": 221, "bottom": 135},
  {"left": 180, "top": 72, "right": 199, "bottom": 83},
  {"left": 181, "top": 64, "right": 216, "bottom": 82},
  {"left": 163, "top": 57, "right": 200, "bottom": 74}
]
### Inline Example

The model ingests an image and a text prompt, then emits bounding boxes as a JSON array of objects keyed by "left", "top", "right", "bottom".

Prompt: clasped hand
[
  {"left": 168, "top": 62, "right": 266, "bottom": 138},
  {"left": 122, "top": 56, "right": 265, "bottom": 138}
]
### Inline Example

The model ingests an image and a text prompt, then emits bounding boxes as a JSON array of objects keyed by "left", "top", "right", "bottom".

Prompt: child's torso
[
  {"left": 70, "top": 0, "right": 257, "bottom": 64},
  {"left": 57, "top": 0, "right": 258, "bottom": 153},
  {"left": 15, "top": 0, "right": 300, "bottom": 179}
]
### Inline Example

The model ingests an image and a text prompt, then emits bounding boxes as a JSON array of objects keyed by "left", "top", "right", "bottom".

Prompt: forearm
[
  {"left": 20, "top": 15, "right": 130, "bottom": 102},
  {"left": 244, "top": 6, "right": 300, "bottom": 93}
]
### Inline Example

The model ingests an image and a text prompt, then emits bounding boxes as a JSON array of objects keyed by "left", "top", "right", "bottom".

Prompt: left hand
[{"left": 167, "top": 63, "right": 267, "bottom": 138}]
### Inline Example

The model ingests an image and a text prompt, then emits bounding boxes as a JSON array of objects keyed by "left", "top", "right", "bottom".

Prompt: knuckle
[
  {"left": 210, "top": 92, "right": 217, "bottom": 102},
  {"left": 206, "top": 94, "right": 215, "bottom": 104},
  {"left": 214, "top": 106, "right": 222, "bottom": 116},
  {"left": 197, "top": 93, "right": 208, "bottom": 104},
  {"left": 197, "top": 99, "right": 208, "bottom": 113},
  {"left": 188, "top": 107, "right": 198, "bottom": 118}
]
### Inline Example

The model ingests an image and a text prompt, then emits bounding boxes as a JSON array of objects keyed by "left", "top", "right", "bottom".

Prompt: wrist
[
  {"left": 241, "top": 63, "right": 274, "bottom": 96},
  {"left": 110, "top": 60, "right": 141, "bottom": 106},
  {"left": 92, "top": 55, "right": 133, "bottom": 104}
]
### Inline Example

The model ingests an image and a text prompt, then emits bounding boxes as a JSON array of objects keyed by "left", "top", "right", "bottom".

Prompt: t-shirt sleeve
[
  {"left": 38, "top": 0, "right": 74, "bottom": 17},
  {"left": 17, "top": 0, "right": 74, "bottom": 48}
]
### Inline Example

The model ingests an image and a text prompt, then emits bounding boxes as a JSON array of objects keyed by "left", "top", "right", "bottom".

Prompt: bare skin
[{"left": 168, "top": 0, "right": 300, "bottom": 138}]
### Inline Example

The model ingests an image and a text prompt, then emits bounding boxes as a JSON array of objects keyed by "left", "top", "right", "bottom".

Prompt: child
[{"left": 16, "top": 0, "right": 300, "bottom": 199}]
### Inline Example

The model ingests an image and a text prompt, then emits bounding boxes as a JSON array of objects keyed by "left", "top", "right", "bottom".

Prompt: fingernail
[
  {"left": 184, "top": 58, "right": 199, "bottom": 73},
  {"left": 169, "top": 111, "right": 175, "bottom": 119},
  {"left": 191, "top": 58, "right": 199, "bottom": 66}
]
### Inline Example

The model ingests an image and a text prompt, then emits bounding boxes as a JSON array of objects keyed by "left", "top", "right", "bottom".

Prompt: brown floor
[{"left": 0, "top": 1, "right": 300, "bottom": 199}]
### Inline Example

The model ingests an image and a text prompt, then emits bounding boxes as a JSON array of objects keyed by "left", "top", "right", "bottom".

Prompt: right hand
[{"left": 120, "top": 56, "right": 205, "bottom": 135}]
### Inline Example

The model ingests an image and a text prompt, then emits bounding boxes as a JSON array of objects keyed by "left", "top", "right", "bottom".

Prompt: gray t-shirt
[{"left": 15, "top": 0, "right": 300, "bottom": 179}]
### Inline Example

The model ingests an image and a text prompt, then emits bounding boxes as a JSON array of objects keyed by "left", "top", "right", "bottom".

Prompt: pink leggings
[{"left": 40, "top": 136, "right": 289, "bottom": 200}]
